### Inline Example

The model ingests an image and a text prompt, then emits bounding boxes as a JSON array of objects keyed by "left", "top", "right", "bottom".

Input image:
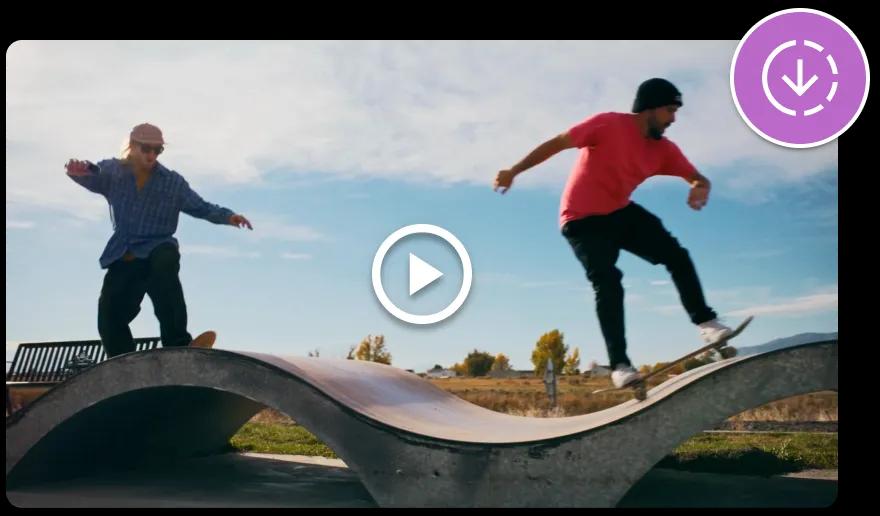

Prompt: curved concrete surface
[{"left": 6, "top": 340, "right": 837, "bottom": 507}]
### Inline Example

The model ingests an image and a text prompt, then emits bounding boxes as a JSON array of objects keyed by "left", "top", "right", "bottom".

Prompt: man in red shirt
[{"left": 494, "top": 78, "right": 732, "bottom": 388}]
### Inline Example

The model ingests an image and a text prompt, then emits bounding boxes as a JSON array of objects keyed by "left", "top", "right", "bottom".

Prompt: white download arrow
[
  {"left": 782, "top": 59, "right": 819, "bottom": 96},
  {"left": 409, "top": 253, "right": 443, "bottom": 295}
]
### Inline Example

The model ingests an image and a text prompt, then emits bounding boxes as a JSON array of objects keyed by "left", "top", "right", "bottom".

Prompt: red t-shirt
[{"left": 559, "top": 112, "right": 697, "bottom": 226}]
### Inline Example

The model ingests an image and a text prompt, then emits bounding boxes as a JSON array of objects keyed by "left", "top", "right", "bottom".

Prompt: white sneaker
[
  {"left": 698, "top": 319, "right": 733, "bottom": 345},
  {"left": 611, "top": 364, "right": 642, "bottom": 388}
]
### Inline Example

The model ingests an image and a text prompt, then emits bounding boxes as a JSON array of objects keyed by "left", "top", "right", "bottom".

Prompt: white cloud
[
  {"left": 237, "top": 214, "right": 329, "bottom": 243},
  {"left": 705, "top": 285, "right": 775, "bottom": 304},
  {"left": 6, "top": 220, "right": 35, "bottom": 229},
  {"left": 645, "top": 283, "right": 838, "bottom": 319},
  {"left": 650, "top": 280, "right": 672, "bottom": 286},
  {"left": 651, "top": 304, "right": 683, "bottom": 316},
  {"left": 253, "top": 221, "right": 327, "bottom": 243},
  {"left": 726, "top": 288, "right": 838, "bottom": 317},
  {"left": 281, "top": 252, "right": 312, "bottom": 260},
  {"left": 181, "top": 245, "right": 261, "bottom": 259},
  {"left": 626, "top": 293, "right": 647, "bottom": 304},
  {"left": 7, "top": 40, "right": 837, "bottom": 219}
]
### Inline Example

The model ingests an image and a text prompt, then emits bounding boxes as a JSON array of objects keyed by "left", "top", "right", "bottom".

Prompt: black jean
[
  {"left": 562, "top": 202, "right": 717, "bottom": 369},
  {"left": 97, "top": 243, "right": 192, "bottom": 358}
]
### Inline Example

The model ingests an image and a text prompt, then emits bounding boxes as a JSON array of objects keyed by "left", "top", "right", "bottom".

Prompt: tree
[
  {"left": 450, "top": 362, "right": 467, "bottom": 376},
  {"left": 307, "top": 349, "right": 320, "bottom": 358},
  {"left": 652, "top": 361, "right": 685, "bottom": 374},
  {"left": 683, "top": 357, "right": 712, "bottom": 371},
  {"left": 651, "top": 361, "right": 684, "bottom": 376},
  {"left": 346, "top": 345, "right": 356, "bottom": 360},
  {"left": 563, "top": 347, "right": 581, "bottom": 375},
  {"left": 531, "top": 329, "right": 568, "bottom": 377},
  {"left": 463, "top": 349, "right": 495, "bottom": 377},
  {"left": 682, "top": 349, "right": 721, "bottom": 371},
  {"left": 490, "top": 353, "right": 512, "bottom": 372},
  {"left": 719, "top": 346, "right": 738, "bottom": 359},
  {"left": 355, "top": 334, "right": 392, "bottom": 365}
]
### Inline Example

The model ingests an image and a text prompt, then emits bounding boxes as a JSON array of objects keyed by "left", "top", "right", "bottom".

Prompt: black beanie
[{"left": 632, "top": 78, "right": 683, "bottom": 112}]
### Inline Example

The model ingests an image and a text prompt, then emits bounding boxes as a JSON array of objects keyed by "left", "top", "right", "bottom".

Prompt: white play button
[
  {"left": 409, "top": 253, "right": 443, "bottom": 295},
  {"left": 372, "top": 224, "right": 473, "bottom": 325}
]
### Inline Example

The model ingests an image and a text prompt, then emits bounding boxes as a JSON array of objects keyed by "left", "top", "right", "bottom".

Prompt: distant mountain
[{"left": 737, "top": 332, "right": 838, "bottom": 356}]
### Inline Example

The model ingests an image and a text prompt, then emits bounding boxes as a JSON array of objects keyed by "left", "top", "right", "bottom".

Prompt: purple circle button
[{"left": 731, "top": 8, "right": 869, "bottom": 148}]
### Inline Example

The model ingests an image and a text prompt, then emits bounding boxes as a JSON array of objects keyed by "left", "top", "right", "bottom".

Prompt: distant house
[
  {"left": 583, "top": 362, "right": 612, "bottom": 378},
  {"left": 425, "top": 366, "right": 458, "bottom": 379}
]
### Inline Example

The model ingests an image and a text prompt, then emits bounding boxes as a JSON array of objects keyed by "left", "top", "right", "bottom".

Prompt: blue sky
[{"left": 6, "top": 41, "right": 837, "bottom": 372}]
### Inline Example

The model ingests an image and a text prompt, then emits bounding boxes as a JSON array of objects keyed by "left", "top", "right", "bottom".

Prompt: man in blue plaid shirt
[{"left": 66, "top": 123, "right": 253, "bottom": 358}]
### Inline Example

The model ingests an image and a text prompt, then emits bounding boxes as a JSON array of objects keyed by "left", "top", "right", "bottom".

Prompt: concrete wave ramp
[{"left": 6, "top": 340, "right": 838, "bottom": 507}]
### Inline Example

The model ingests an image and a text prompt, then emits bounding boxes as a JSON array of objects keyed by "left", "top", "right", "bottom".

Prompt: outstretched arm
[
  {"left": 181, "top": 181, "right": 253, "bottom": 229},
  {"left": 493, "top": 133, "right": 576, "bottom": 194},
  {"left": 66, "top": 159, "right": 111, "bottom": 195}
]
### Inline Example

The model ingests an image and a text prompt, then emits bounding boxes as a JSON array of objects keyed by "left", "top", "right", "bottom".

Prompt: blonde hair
[{"left": 120, "top": 137, "right": 133, "bottom": 164}]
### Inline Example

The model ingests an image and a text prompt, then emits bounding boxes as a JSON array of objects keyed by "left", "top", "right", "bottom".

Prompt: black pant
[
  {"left": 97, "top": 243, "right": 192, "bottom": 358},
  {"left": 562, "top": 202, "right": 717, "bottom": 369}
]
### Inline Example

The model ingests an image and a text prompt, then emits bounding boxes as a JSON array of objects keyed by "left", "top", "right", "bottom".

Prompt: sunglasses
[{"left": 138, "top": 143, "right": 164, "bottom": 155}]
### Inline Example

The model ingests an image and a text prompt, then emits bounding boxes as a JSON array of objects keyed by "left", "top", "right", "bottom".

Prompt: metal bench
[{"left": 6, "top": 337, "right": 161, "bottom": 417}]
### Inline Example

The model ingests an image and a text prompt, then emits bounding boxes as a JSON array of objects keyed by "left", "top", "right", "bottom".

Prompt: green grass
[
  {"left": 230, "top": 422, "right": 338, "bottom": 458},
  {"left": 230, "top": 423, "right": 837, "bottom": 474},
  {"left": 657, "top": 432, "right": 838, "bottom": 475}
]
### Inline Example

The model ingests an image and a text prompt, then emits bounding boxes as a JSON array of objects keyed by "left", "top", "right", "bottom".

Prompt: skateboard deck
[
  {"left": 592, "top": 316, "right": 754, "bottom": 401},
  {"left": 190, "top": 330, "right": 217, "bottom": 349}
]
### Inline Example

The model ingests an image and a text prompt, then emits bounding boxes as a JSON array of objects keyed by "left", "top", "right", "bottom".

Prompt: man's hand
[
  {"left": 229, "top": 214, "right": 253, "bottom": 230},
  {"left": 65, "top": 159, "right": 91, "bottom": 177},
  {"left": 687, "top": 184, "right": 710, "bottom": 210},
  {"left": 494, "top": 169, "right": 517, "bottom": 194}
]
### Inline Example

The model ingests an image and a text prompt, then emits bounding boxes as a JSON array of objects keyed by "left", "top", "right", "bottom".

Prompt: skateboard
[
  {"left": 592, "top": 316, "right": 754, "bottom": 401},
  {"left": 190, "top": 330, "right": 217, "bottom": 349}
]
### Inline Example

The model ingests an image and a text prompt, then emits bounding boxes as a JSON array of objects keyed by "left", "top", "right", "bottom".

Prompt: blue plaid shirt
[{"left": 70, "top": 158, "right": 235, "bottom": 269}]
